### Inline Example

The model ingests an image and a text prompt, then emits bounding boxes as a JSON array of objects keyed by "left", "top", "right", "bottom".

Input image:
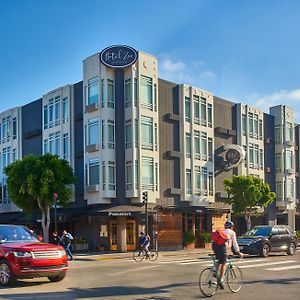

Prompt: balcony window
[
  {"left": 124, "top": 78, "right": 132, "bottom": 108},
  {"left": 141, "top": 156, "right": 154, "bottom": 191},
  {"left": 63, "top": 97, "right": 69, "bottom": 123},
  {"left": 88, "top": 158, "right": 99, "bottom": 185},
  {"left": 55, "top": 96, "right": 60, "bottom": 126},
  {"left": 108, "top": 161, "right": 116, "bottom": 191},
  {"left": 140, "top": 76, "right": 153, "bottom": 110},
  {"left": 125, "top": 120, "right": 132, "bottom": 149},
  {"left": 87, "top": 77, "right": 98, "bottom": 105},
  {"left": 186, "top": 169, "right": 192, "bottom": 195},
  {"left": 194, "top": 131, "right": 200, "bottom": 160},
  {"left": 193, "top": 95, "right": 199, "bottom": 124},
  {"left": 207, "top": 103, "right": 212, "bottom": 128},
  {"left": 88, "top": 118, "right": 99, "bottom": 145},
  {"left": 185, "top": 97, "right": 191, "bottom": 122},
  {"left": 108, "top": 120, "right": 115, "bottom": 149},
  {"left": 185, "top": 133, "right": 191, "bottom": 158},
  {"left": 141, "top": 116, "right": 153, "bottom": 150}
]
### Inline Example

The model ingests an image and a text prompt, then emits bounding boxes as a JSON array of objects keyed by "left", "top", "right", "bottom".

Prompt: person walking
[
  {"left": 61, "top": 229, "right": 74, "bottom": 261},
  {"left": 51, "top": 231, "right": 60, "bottom": 245}
]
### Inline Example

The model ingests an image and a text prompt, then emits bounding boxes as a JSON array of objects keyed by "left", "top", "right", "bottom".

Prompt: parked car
[
  {"left": 0, "top": 224, "right": 68, "bottom": 286},
  {"left": 237, "top": 225, "right": 297, "bottom": 257}
]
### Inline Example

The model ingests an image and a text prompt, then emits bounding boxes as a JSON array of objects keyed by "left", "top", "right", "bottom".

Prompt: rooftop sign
[{"left": 100, "top": 45, "right": 138, "bottom": 68}]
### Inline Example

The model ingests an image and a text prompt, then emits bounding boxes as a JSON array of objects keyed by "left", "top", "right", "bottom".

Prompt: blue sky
[{"left": 1, "top": 0, "right": 300, "bottom": 121}]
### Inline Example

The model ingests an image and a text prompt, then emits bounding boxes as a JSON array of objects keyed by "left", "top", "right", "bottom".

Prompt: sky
[{"left": 1, "top": 0, "right": 300, "bottom": 121}]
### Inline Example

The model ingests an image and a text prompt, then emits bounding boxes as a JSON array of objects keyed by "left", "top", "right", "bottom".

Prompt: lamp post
[{"left": 53, "top": 192, "right": 58, "bottom": 233}]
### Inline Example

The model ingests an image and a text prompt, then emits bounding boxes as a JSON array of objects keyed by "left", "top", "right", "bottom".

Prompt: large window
[
  {"left": 185, "top": 169, "right": 192, "bottom": 195},
  {"left": 101, "top": 79, "right": 105, "bottom": 108},
  {"left": 12, "top": 118, "right": 17, "bottom": 140},
  {"left": 193, "top": 95, "right": 199, "bottom": 124},
  {"left": 287, "top": 178, "right": 294, "bottom": 198},
  {"left": 207, "top": 103, "right": 212, "bottom": 128},
  {"left": 108, "top": 120, "right": 115, "bottom": 149},
  {"left": 88, "top": 158, "right": 99, "bottom": 185},
  {"left": 55, "top": 132, "right": 60, "bottom": 156},
  {"left": 108, "top": 161, "right": 116, "bottom": 190},
  {"left": 2, "top": 117, "right": 10, "bottom": 143},
  {"left": 141, "top": 116, "right": 153, "bottom": 150},
  {"left": 208, "top": 172, "right": 213, "bottom": 196},
  {"left": 249, "top": 143, "right": 254, "bottom": 167},
  {"left": 276, "top": 181, "right": 282, "bottom": 199},
  {"left": 275, "top": 125, "right": 282, "bottom": 144},
  {"left": 107, "top": 79, "right": 115, "bottom": 108},
  {"left": 275, "top": 153, "right": 282, "bottom": 172},
  {"left": 286, "top": 122, "right": 293, "bottom": 142},
  {"left": 12, "top": 148, "right": 17, "bottom": 162},
  {"left": 88, "top": 118, "right": 99, "bottom": 145},
  {"left": 43, "top": 139, "right": 48, "bottom": 154},
  {"left": 126, "top": 161, "right": 132, "bottom": 190},
  {"left": 49, "top": 99, "right": 54, "bottom": 128},
  {"left": 124, "top": 79, "right": 132, "bottom": 108},
  {"left": 87, "top": 77, "right": 98, "bottom": 105},
  {"left": 55, "top": 96, "right": 60, "bottom": 126},
  {"left": 195, "top": 166, "right": 201, "bottom": 195},
  {"left": 63, "top": 133, "right": 69, "bottom": 161},
  {"left": 140, "top": 76, "right": 153, "bottom": 109},
  {"left": 201, "top": 167, "right": 208, "bottom": 196},
  {"left": 141, "top": 156, "right": 154, "bottom": 191},
  {"left": 102, "top": 162, "right": 106, "bottom": 190},
  {"left": 43, "top": 105, "right": 48, "bottom": 129},
  {"left": 254, "top": 114, "right": 258, "bottom": 139},
  {"left": 286, "top": 150, "right": 293, "bottom": 170},
  {"left": 208, "top": 138, "right": 213, "bottom": 162},
  {"left": 185, "top": 133, "right": 191, "bottom": 158},
  {"left": 63, "top": 97, "right": 69, "bottom": 123},
  {"left": 125, "top": 120, "right": 132, "bottom": 149},
  {"left": 185, "top": 97, "right": 191, "bottom": 122},
  {"left": 194, "top": 130, "right": 200, "bottom": 160},
  {"left": 242, "top": 114, "right": 246, "bottom": 135},
  {"left": 201, "top": 132, "right": 207, "bottom": 161},
  {"left": 49, "top": 133, "right": 54, "bottom": 154},
  {"left": 200, "top": 97, "right": 207, "bottom": 126},
  {"left": 259, "top": 149, "right": 263, "bottom": 170}
]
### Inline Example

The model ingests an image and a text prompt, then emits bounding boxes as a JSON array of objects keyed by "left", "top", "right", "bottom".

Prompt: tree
[
  {"left": 223, "top": 175, "right": 276, "bottom": 231},
  {"left": 4, "top": 154, "right": 76, "bottom": 242}
]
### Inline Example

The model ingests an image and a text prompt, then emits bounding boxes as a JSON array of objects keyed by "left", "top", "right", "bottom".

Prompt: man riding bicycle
[
  {"left": 212, "top": 221, "right": 243, "bottom": 289},
  {"left": 139, "top": 232, "right": 150, "bottom": 256}
]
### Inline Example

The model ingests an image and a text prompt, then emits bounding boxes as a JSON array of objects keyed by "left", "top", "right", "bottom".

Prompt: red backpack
[{"left": 212, "top": 229, "right": 228, "bottom": 245}]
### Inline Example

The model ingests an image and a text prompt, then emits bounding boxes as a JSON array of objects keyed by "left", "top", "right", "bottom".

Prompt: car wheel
[
  {"left": 260, "top": 243, "right": 270, "bottom": 257},
  {"left": 0, "top": 260, "right": 16, "bottom": 286},
  {"left": 48, "top": 272, "right": 66, "bottom": 282},
  {"left": 287, "top": 242, "right": 296, "bottom": 255}
]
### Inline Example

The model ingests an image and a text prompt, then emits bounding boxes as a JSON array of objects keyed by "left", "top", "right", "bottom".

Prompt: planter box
[
  {"left": 185, "top": 243, "right": 195, "bottom": 250},
  {"left": 204, "top": 242, "right": 212, "bottom": 250},
  {"left": 74, "top": 243, "right": 89, "bottom": 252}
]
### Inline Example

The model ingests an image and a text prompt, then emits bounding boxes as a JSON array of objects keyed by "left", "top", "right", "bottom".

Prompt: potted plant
[
  {"left": 183, "top": 231, "right": 196, "bottom": 249},
  {"left": 296, "top": 230, "right": 300, "bottom": 245},
  {"left": 200, "top": 232, "right": 212, "bottom": 249},
  {"left": 72, "top": 237, "right": 89, "bottom": 252}
]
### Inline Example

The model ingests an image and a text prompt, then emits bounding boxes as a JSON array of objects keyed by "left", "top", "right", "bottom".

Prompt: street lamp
[{"left": 53, "top": 192, "right": 58, "bottom": 233}]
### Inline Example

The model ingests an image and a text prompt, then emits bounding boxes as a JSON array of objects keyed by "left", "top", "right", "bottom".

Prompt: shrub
[
  {"left": 296, "top": 230, "right": 300, "bottom": 239},
  {"left": 200, "top": 232, "right": 211, "bottom": 244},
  {"left": 183, "top": 231, "right": 196, "bottom": 245}
]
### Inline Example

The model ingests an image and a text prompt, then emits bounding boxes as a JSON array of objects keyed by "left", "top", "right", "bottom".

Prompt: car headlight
[
  {"left": 13, "top": 251, "right": 32, "bottom": 258},
  {"left": 250, "top": 238, "right": 262, "bottom": 244},
  {"left": 60, "top": 249, "right": 67, "bottom": 257}
]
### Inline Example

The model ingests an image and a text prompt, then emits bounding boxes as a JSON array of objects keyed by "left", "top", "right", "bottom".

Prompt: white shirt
[{"left": 224, "top": 228, "right": 240, "bottom": 253}]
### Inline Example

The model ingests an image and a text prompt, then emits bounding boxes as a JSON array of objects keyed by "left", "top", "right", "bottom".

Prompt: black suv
[{"left": 237, "top": 225, "right": 297, "bottom": 257}]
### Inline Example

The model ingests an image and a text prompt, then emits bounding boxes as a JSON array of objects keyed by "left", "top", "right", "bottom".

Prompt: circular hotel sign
[{"left": 100, "top": 45, "right": 138, "bottom": 68}]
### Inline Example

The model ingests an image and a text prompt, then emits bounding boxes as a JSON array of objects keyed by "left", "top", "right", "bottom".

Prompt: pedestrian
[
  {"left": 51, "top": 231, "right": 60, "bottom": 245},
  {"left": 61, "top": 229, "right": 74, "bottom": 261}
]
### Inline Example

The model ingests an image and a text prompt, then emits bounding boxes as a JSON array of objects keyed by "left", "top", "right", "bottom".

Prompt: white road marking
[
  {"left": 238, "top": 260, "right": 296, "bottom": 269},
  {"left": 160, "top": 259, "right": 206, "bottom": 264},
  {"left": 265, "top": 265, "right": 300, "bottom": 271}
]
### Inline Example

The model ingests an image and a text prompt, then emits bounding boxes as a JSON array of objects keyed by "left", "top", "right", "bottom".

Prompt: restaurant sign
[{"left": 108, "top": 212, "right": 132, "bottom": 217}]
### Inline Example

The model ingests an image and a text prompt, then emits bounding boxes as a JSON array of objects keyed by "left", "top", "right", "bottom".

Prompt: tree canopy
[
  {"left": 223, "top": 175, "right": 276, "bottom": 231},
  {"left": 4, "top": 154, "right": 76, "bottom": 242}
]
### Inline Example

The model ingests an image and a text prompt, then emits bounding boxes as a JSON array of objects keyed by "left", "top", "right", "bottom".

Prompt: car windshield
[
  {"left": 244, "top": 226, "right": 272, "bottom": 237},
  {"left": 0, "top": 226, "right": 39, "bottom": 243}
]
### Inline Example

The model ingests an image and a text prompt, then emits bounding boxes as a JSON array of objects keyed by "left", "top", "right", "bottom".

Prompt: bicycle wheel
[
  {"left": 199, "top": 267, "right": 218, "bottom": 297},
  {"left": 226, "top": 265, "right": 243, "bottom": 293},
  {"left": 133, "top": 249, "right": 145, "bottom": 262},
  {"left": 148, "top": 250, "right": 158, "bottom": 261}
]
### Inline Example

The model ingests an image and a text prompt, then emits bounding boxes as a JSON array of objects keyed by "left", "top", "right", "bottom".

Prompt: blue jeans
[{"left": 65, "top": 243, "right": 74, "bottom": 260}]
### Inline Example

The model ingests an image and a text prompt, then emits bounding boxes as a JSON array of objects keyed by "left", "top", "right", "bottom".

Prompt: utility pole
[{"left": 142, "top": 191, "right": 148, "bottom": 234}]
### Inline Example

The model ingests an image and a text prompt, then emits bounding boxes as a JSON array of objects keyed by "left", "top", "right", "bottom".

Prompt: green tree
[
  {"left": 4, "top": 154, "right": 76, "bottom": 242},
  {"left": 223, "top": 175, "right": 276, "bottom": 231}
]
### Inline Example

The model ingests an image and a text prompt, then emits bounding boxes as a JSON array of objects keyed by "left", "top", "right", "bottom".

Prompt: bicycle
[
  {"left": 199, "top": 254, "right": 243, "bottom": 297},
  {"left": 133, "top": 246, "right": 158, "bottom": 262}
]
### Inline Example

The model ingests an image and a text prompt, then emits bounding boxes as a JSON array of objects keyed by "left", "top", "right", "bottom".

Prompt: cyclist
[
  {"left": 140, "top": 232, "right": 150, "bottom": 257},
  {"left": 212, "top": 221, "right": 243, "bottom": 289}
]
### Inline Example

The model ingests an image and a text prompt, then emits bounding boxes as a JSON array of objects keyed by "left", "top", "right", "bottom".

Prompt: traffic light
[{"left": 142, "top": 191, "right": 148, "bottom": 203}]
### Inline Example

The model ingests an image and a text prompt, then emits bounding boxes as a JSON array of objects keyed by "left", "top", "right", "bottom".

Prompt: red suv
[{"left": 0, "top": 224, "right": 68, "bottom": 286}]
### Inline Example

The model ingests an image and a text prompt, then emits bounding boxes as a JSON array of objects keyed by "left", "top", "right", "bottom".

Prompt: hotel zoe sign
[{"left": 100, "top": 45, "right": 138, "bottom": 68}]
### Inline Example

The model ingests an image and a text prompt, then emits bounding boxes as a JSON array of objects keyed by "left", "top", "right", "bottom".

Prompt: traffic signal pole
[{"left": 142, "top": 191, "right": 148, "bottom": 234}]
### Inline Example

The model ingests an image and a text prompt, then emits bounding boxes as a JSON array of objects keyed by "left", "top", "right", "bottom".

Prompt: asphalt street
[{"left": 0, "top": 249, "right": 299, "bottom": 300}]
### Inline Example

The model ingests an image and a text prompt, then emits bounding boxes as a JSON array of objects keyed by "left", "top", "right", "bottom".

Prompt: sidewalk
[{"left": 73, "top": 248, "right": 212, "bottom": 261}]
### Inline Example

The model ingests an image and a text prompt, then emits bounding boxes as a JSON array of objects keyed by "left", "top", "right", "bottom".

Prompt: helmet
[
  {"left": 224, "top": 221, "right": 234, "bottom": 228},
  {"left": 140, "top": 232, "right": 144, "bottom": 235}
]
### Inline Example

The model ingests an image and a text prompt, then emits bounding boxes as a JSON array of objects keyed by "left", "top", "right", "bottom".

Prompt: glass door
[
  {"left": 110, "top": 220, "right": 117, "bottom": 250},
  {"left": 126, "top": 220, "right": 136, "bottom": 251}
]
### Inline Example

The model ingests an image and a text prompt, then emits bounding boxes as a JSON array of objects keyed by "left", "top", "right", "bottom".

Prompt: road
[{"left": 0, "top": 250, "right": 299, "bottom": 299}]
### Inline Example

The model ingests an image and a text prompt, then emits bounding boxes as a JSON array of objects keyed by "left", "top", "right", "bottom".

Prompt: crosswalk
[{"left": 155, "top": 256, "right": 300, "bottom": 272}]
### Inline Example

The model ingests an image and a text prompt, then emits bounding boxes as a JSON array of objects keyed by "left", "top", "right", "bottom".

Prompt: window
[
  {"left": 286, "top": 122, "right": 293, "bottom": 142},
  {"left": 6, "top": 147, "right": 10, "bottom": 166},
  {"left": 140, "top": 76, "right": 153, "bottom": 109},
  {"left": 108, "top": 161, "right": 116, "bottom": 190},
  {"left": 186, "top": 169, "right": 192, "bottom": 195},
  {"left": 287, "top": 178, "right": 294, "bottom": 198},
  {"left": 126, "top": 161, "right": 132, "bottom": 190},
  {"left": 135, "top": 160, "right": 139, "bottom": 189},
  {"left": 254, "top": 114, "right": 258, "bottom": 139},
  {"left": 55, "top": 96, "right": 60, "bottom": 126},
  {"left": 55, "top": 132, "right": 60, "bottom": 156},
  {"left": 13, "top": 118, "right": 17, "bottom": 140},
  {"left": 49, "top": 99, "right": 54, "bottom": 128},
  {"left": 275, "top": 154, "right": 282, "bottom": 172},
  {"left": 135, "top": 119, "right": 138, "bottom": 148},
  {"left": 43, "top": 105, "right": 48, "bottom": 129},
  {"left": 102, "top": 162, "right": 106, "bottom": 190},
  {"left": 248, "top": 112, "right": 253, "bottom": 138},
  {"left": 208, "top": 172, "right": 213, "bottom": 196},
  {"left": 125, "top": 120, "right": 132, "bottom": 149},
  {"left": 185, "top": 133, "right": 191, "bottom": 158},
  {"left": 276, "top": 181, "right": 282, "bottom": 199},
  {"left": 141, "top": 156, "right": 154, "bottom": 190},
  {"left": 242, "top": 114, "right": 246, "bottom": 135},
  {"left": 194, "top": 130, "right": 200, "bottom": 160},
  {"left": 208, "top": 138, "right": 213, "bottom": 162},
  {"left": 207, "top": 103, "right": 212, "bottom": 128},
  {"left": 201, "top": 167, "right": 208, "bottom": 195},
  {"left": 154, "top": 84, "right": 157, "bottom": 112},
  {"left": 63, "top": 97, "right": 69, "bottom": 123},
  {"left": 63, "top": 133, "right": 69, "bottom": 161},
  {"left": 155, "top": 162, "right": 158, "bottom": 191},
  {"left": 201, "top": 97, "right": 207, "bottom": 126},
  {"left": 195, "top": 166, "right": 201, "bottom": 195},
  {"left": 193, "top": 95, "right": 199, "bottom": 124},
  {"left": 107, "top": 79, "right": 115, "bottom": 108},
  {"left": 88, "top": 158, "right": 99, "bottom": 185},
  {"left": 108, "top": 120, "right": 115, "bottom": 149},
  {"left": 88, "top": 118, "right": 99, "bottom": 145},
  {"left": 124, "top": 79, "right": 132, "bottom": 108},
  {"left": 43, "top": 139, "right": 48, "bottom": 154},
  {"left": 134, "top": 78, "right": 138, "bottom": 107},
  {"left": 259, "top": 119, "right": 263, "bottom": 140},
  {"left": 201, "top": 132, "right": 207, "bottom": 161},
  {"left": 101, "top": 79, "right": 105, "bottom": 108},
  {"left": 275, "top": 125, "right": 282, "bottom": 144},
  {"left": 286, "top": 150, "right": 293, "bottom": 170},
  {"left": 259, "top": 149, "right": 263, "bottom": 170},
  {"left": 2, "top": 117, "right": 10, "bottom": 143},
  {"left": 185, "top": 97, "right": 191, "bottom": 122},
  {"left": 88, "top": 77, "right": 98, "bottom": 105},
  {"left": 254, "top": 144, "right": 259, "bottom": 169},
  {"left": 141, "top": 116, "right": 153, "bottom": 150},
  {"left": 49, "top": 133, "right": 54, "bottom": 154},
  {"left": 12, "top": 148, "right": 17, "bottom": 162},
  {"left": 101, "top": 120, "right": 105, "bottom": 149},
  {"left": 249, "top": 143, "right": 254, "bottom": 167}
]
